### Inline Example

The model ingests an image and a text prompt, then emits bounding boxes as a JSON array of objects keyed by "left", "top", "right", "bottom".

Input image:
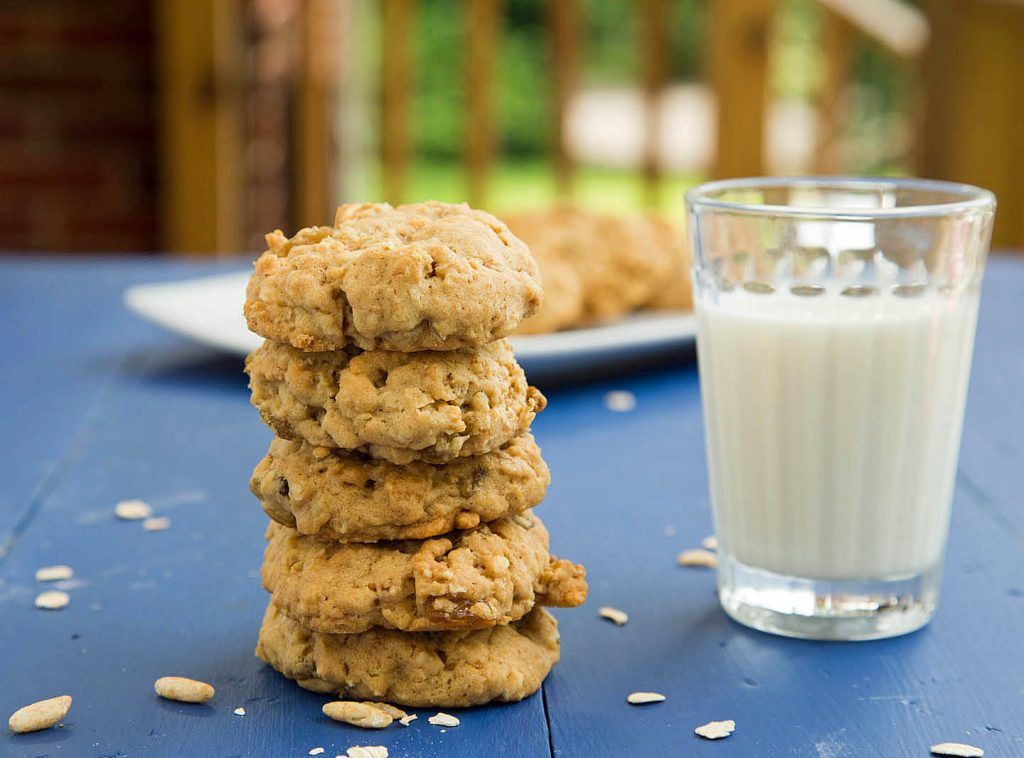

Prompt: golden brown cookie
[
  {"left": 251, "top": 433, "right": 550, "bottom": 543},
  {"left": 507, "top": 207, "right": 674, "bottom": 327},
  {"left": 255, "top": 603, "right": 561, "bottom": 707},
  {"left": 245, "top": 338, "right": 545, "bottom": 465},
  {"left": 645, "top": 215, "right": 693, "bottom": 311},
  {"left": 262, "top": 514, "right": 587, "bottom": 633},
  {"left": 244, "top": 202, "right": 543, "bottom": 353}
]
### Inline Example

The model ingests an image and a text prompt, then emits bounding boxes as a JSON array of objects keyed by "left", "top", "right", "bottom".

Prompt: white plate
[{"left": 124, "top": 271, "right": 697, "bottom": 377}]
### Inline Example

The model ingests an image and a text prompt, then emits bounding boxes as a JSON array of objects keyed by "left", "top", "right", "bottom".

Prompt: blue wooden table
[{"left": 1, "top": 254, "right": 1022, "bottom": 758}]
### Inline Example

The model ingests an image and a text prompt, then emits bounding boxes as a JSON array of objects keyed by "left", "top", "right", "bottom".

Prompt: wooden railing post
[
  {"left": 549, "top": 0, "right": 579, "bottom": 199},
  {"left": 381, "top": 0, "right": 413, "bottom": 205},
  {"left": 641, "top": 0, "right": 670, "bottom": 207},
  {"left": 709, "top": 0, "right": 777, "bottom": 179},
  {"left": 466, "top": 0, "right": 501, "bottom": 209},
  {"left": 814, "top": 12, "right": 853, "bottom": 174},
  {"left": 156, "top": 0, "right": 246, "bottom": 254}
]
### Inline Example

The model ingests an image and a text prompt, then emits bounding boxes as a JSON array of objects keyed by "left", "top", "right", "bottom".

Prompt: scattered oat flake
[
  {"left": 35, "top": 565, "right": 74, "bottom": 582},
  {"left": 153, "top": 676, "right": 215, "bottom": 703},
  {"left": 604, "top": 390, "right": 637, "bottom": 412},
  {"left": 143, "top": 517, "right": 171, "bottom": 532},
  {"left": 428, "top": 712, "right": 460, "bottom": 727},
  {"left": 115, "top": 499, "right": 152, "bottom": 520},
  {"left": 308, "top": 748, "right": 325, "bottom": 756},
  {"left": 233, "top": 707, "right": 246, "bottom": 716},
  {"left": 323, "top": 701, "right": 393, "bottom": 728},
  {"left": 627, "top": 692, "right": 666, "bottom": 705},
  {"left": 360, "top": 701, "right": 406, "bottom": 719},
  {"left": 346, "top": 748, "right": 388, "bottom": 758},
  {"left": 701, "top": 535, "right": 719, "bottom": 550},
  {"left": 695, "top": 720, "right": 735, "bottom": 740},
  {"left": 398, "top": 714, "right": 417, "bottom": 726},
  {"left": 678, "top": 549, "right": 718, "bottom": 568},
  {"left": 662, "top": 525, "right": 677, "bottom": 537},
  {"left": 930, "top": 743, "right": 983, "bottom": 757},
  {"left": 35, "top": 590, "right": 70, "bottom": 610},
  {"left": 8, "top": 695, "right": 72, "bottom": 733},
  {"left": 599, "top": 606, "right": 629, "bottom": 626}
]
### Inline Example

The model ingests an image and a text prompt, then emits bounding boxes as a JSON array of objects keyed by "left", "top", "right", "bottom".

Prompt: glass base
[{"left": 717, "top": 550, "right": 941, "bottom": 641}]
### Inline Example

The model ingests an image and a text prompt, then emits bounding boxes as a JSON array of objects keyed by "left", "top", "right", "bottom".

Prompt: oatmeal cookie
[
  {"left": 645, "top": 215, "right": 693, "bottom": 311},
  {"left": 255, "top": 603, "right": 561, "bottom": 707},
  {"left": 244, "top": 202, "right": 543, "bottom": 352},
  {"left": 507, "top": 207, "right": 673, "bottom": 325},
  {"left": 262, "top": 514, "right": 587, "bottom": 633},
  {"left": 245, "top": 338, "right": 545, "bottom": 465},
  {"left": 251, "top": 433, "right": 550, "bottom": 542}
]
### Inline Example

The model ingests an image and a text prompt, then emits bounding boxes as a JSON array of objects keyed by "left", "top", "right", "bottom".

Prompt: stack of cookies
[{"left": 243, "top": 201, "right": 588, "bottom": 708}]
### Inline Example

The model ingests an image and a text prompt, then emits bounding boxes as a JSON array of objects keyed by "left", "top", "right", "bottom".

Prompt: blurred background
[{"left": 1, "top": 0, "right": 1021, "bottom": 255}]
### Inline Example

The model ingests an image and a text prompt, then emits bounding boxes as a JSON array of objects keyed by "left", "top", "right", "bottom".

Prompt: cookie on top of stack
[{"left": 244, "top": 201, "right": 588, "bottom": 708}]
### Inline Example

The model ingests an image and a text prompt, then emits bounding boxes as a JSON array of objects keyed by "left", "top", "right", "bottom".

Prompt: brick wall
[{"left": 0, "top": 1, "right": 157, "bottom": 252}]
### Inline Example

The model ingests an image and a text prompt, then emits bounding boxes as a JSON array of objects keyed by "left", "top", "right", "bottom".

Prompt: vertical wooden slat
[
  {"left": 549, "top": 0, "right": 579, "bottom": 199},
  {"left": 295, "top": 0, "right": 339, "bottom": 227},
  {"left": 813, "top": 11, "right": 853, "bottom": 174},
  {"left": 381, "top": 0, "right": 413, "bottom": 205},
  {"left": 641, "top": 0, "right": 670, "bottom": 207},
  {"left": 466, "top": 0, "right": 501, "bottom": 209},
  {"left": 709, "top": 0, "right": 777, "bottom": 180},
  {"left": 918, "top": 0, "right": 1024, "bottom": 247},
  {"left": 156, "top": 0, "right": 246, "bottom": 254}
]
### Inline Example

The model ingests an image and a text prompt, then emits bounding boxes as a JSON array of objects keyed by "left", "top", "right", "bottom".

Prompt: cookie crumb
[
  {"left": 604, "top": 390, "right": 637, "bottom": 412},
  {"left": 35, "top": 590, "right": 70, "bottom": 610},
  {"left": 346, "top": 748, "right": 388, "bottom": 758},
  {"left": 399, "top": 714, "right": 417, "bottom": 726},
  {"left": 599, "top": 606, "right": 629, "bottom": 626},
  {"left": 930, "top": 743, "right": 984, "bottom": 757},
  {"left": 143, "top": 517, "right": 171, "bottom": 532},
  {"left": 7, "top": 695, "right": 72, "bottom": 733},
  {"left": 678, "top": 549, "right": 718, "bottom": 568},
  {"left": 35, "top": 565, "right": 74, "bottom": 582},
  {"left": 233, "top": 707, "right": 245, "bottom": 716},
  {"left": 308, "top": 749, "right": 324, "bottom": 756},
  {"left": 627, "top": 692, "right": 666, "bottom": 705},
  {"left": 115, "top": 499, "right": 152, "bottom": 520},
  {"left": 701, "top": 535, "right": 719, "bottom": 550},
  {"left": 695, "top": 720, "right": 735, "bottom": 740},
  {"left": 428, "top": 712, "right": 460, "bottom": 727},
  {"left": 154, "top": 676, "right": 215, "bottom": 703},
  {"left": 323, "top": 701, "right": 393, "bottom": 728}
]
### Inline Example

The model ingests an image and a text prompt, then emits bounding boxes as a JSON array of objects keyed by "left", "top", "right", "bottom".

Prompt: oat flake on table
[
  {"left": 143, "top": 516, "right": 171, "bottom": 532},
  {"left": 701, "top": 535, "right": 718, "bottom": 550},
  {"left": 114, "top": 499, "right": 152, "bottom": 520},
  {"left": 308, "top": 748, "right": 324, "bottom": 756},
  {"left": 930, "top": 742, "right": 984, "bottom": 757},
  {"left": 428, "top": 712, "right": 460, "bottom": 727},
  {"left": 35, "top": 590, "right": 70, "bottom": 610},
  {"left": 695, "top": 719, "right": 735, "bottom": 740},
  {"left": 677, "top": 548, "right": 717, "bottom": 568},
  {"left": 626, "top": 692, "right": 666, "bottom": 705},
  {"left": 233, "top": 707, "right": 245, "bottom": 716},
  {"left": 598, "top": 606, "right": 629, "bottom": 625},
  {"left": 604, "top": 390, "right": 637, "bottom": 412},
  {"left": 345, "top": 747, "right": 388, "bottom": 758},
  {"left": 35, "top": 565, "right": 74, "bottom": 582}
]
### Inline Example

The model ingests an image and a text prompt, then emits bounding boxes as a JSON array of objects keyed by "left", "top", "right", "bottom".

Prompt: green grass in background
[{"left": 365, "top": 159, "right": 702, "bottom": 218}]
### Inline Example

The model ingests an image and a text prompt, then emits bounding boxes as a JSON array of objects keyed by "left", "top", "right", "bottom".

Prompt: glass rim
[{"left": 685, "top": 176, "right": 996, "bottom": 220}]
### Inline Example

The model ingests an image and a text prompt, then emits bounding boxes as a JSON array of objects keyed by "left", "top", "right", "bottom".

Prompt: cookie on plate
[
  {"left": 244, "top": 202, "right": 543, "bottom": 353},
  {"left": 645, "top": 215, "right": 693, "bottom": 311},
  {"left": 262, "top": 513, "right": 587, "bottom": 633},
  {"left": 246, "top": 338, "right": 544, "bottom": 465},
  {"left": 255, "top": 603, "right": 560, "bottom": 707},
  {"left": 251, "top": 432, "right": 550, "bottom": 543}
]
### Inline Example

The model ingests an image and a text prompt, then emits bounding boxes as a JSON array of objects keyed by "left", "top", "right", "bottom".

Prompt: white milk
[{"left": 696, "top": 288, "right": 978, "bottom": 581}]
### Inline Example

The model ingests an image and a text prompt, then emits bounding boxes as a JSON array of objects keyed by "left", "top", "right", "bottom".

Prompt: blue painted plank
[
  {"left": 0, "top": 258, "right": 246, "bottom": 557},
  {"left": 0, "top": 259, "right": 552, "bottom": 757}
]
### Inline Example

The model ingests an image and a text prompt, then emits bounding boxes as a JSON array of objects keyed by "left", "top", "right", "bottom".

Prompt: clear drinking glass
[{"left": 686, "top": 177, "right": 996, "bottom": 640}]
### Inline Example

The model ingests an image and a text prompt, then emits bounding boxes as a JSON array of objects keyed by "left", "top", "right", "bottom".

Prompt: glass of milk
[{"left": 686, "top": 177, "right": 995, "bottom": 640}]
